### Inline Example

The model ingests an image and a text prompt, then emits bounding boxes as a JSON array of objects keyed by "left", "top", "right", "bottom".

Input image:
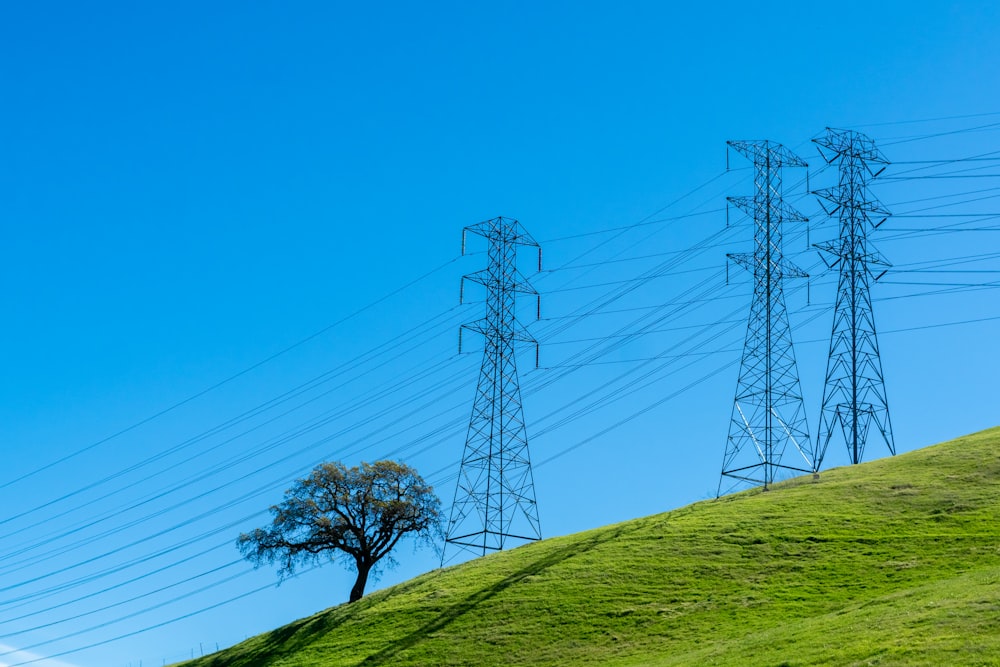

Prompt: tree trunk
[{"left": 349, "top": 561, "right": 372, "bottom": 603}]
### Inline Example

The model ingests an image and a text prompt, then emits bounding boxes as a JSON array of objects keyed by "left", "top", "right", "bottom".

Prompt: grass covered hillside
[{"left": 178, "top": 427, "right": 1000, "bottom": 667}]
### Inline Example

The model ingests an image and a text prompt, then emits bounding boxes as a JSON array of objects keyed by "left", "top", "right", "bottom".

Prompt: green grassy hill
[{"left": 179, "top": 427, "right": 1000, "bottom": 667}]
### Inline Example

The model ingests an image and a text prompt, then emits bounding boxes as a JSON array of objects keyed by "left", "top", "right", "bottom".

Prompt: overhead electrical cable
[{"left": 0, "top": 255, "right": 465, "bottom": 493}]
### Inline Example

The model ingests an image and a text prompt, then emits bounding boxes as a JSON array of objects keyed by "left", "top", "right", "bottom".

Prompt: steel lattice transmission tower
[
  {"left": 813, "top": 128, "right": 895, "bottom": 468},
  {"left": 444, "top": 216, "right": 542, "bottom": 560},
  {"left": 720, "top": 140, "right": 815, "bottom": 494}
]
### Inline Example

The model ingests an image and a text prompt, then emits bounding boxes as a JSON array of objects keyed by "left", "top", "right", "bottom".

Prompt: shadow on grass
[
  {"left": 357, "top": 525, "right": 628, "bottom": 666},
  {"left": 190, "top": 577, "right": 431, "bottom": 667}
]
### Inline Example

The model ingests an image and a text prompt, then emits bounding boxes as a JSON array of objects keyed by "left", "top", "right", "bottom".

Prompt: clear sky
[{"left": 2, "top": 2, "right": 1000, "bottom": 665}]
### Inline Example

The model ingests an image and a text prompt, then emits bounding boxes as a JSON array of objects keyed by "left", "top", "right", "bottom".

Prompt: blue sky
[{"left": 3, "top": 2, "right": 1000, "bottom": 665}]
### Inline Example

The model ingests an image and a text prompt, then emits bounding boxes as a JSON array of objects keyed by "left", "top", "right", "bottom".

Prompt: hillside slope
[{"left": 178, "top": 427, "right": 1000, "bottom": 667}]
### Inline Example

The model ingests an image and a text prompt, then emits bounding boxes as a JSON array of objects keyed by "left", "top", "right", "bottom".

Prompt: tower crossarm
[
  {"left": 463, "top": 216, "right": 542, "bottom": 265},
  {"left": 813, "top": 186, "right": 890, "bottom": 218},
  {"left": 461, "top": 268, "right": 539, "bottom": 296},
  {"left": 728, "top": 139, "right": 809, "bottom": 169},
  {"left": 814, "top": 240, "right": 891, "bottom": 268},
  {"left": 728, "top": 195, "right": 809, "bottom": 224},
  {"left": 460, "top": 319, "right": 537, "bottom": 345},
  {"left": 727, "top": 252, "right": 809, "bottom": 279},
  {"left": 814, "top": 127, "right": 889, "bottom": 169}
]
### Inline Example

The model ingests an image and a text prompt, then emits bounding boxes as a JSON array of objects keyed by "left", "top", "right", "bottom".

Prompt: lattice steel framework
[
  {"left": 720, "top": 140, "right": 815, "bottom": 494},
  {"left": 813, "top": 128, "right": 895, "bottom": 468},
  {"left": 444, "top": 216, "right": 542, "bottom": 560}
]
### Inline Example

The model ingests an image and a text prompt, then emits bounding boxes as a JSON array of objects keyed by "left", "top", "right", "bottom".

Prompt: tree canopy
[{"left": 237, "top": 459, "right": 441, "bottom": 602}]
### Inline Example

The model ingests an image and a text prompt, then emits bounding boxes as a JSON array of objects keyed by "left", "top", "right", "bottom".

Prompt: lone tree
[{"left": 237, "top": 460, "right": 441, "bottom": 602}]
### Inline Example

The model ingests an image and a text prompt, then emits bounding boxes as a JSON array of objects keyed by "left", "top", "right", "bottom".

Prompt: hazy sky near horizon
[
  {"left": 3, "top": 2, "right": 1000, "bottom": 665},
  {"left": 0, "top": 644, "right": 83, "bottom": 667}
]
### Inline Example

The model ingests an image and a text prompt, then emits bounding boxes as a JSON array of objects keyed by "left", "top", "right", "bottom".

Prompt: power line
[
  {"left": 0, "top": 255, "right": 464, "bottom": 493},
  {"left": 849, "top": 110, "right": 1000, "bottom": 128}
]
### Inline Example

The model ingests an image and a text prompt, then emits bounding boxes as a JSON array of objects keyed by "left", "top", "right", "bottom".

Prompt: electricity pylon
[
  {"left": 443, "top": 216, "right": 542, "bottom": 561},
  {"left": 813, "top": 128, "right": 895, "bottom": 468},
  {"left": 720, "top": 140, "right": 814, "bottom": 494}
]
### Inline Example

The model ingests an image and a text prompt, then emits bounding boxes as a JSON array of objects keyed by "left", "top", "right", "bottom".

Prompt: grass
[{"left": 176, "top": 426, "right": 1000, "bottom": 666}]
